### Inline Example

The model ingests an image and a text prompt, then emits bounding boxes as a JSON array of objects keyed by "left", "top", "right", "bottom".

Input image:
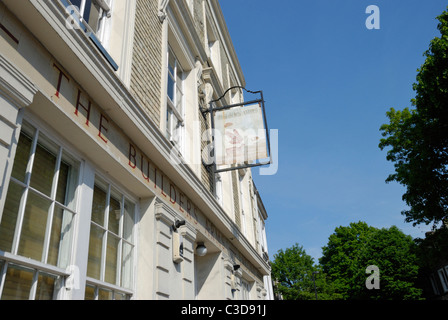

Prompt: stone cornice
[{"left": 0, "top": 55, "right": 37, "bottom": 108}]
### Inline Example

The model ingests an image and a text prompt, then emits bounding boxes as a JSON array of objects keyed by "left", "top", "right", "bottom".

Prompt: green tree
[
  {"left": 415, "top": 223, "right": 448, "bottom": 269},
  {"left": 319, "top": 221, "right": 377, "bottom": 299},
  {"left": 271, "top": 243, "right": 341, "bottom": 300},
  {"left": 320, "top": 222, "right": 423, "bottom": 300},
  {"left": 414, "top": 222, "right": 448, "bottom": 298},
  {"left": 379, "top": 8, "right": 448, "bottom": 227},
  {"left": 358, "top": 226, "right": 422, "bottom": 300}
]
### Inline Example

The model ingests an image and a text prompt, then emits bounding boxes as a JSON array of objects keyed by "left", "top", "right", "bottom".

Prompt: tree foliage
[
  {"left": 379, "top": 8, "right": 448, "bottom": 226},
  {"left": 320, "top": 222, "right": 423, "bottom": 300},
  {"left": 270, "top": 243, "right": 341, "bottom": 300},
  {"left": 319, "top": 222, "right": 377, "bottom": 299},
  {"left": 359, "top": 226, "right": 422, "bottom": 300},
  {"left": 415, "top": 224, "right": 448, "bottom": 270}
]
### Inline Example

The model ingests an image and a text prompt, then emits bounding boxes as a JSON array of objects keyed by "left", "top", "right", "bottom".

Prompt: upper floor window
[
  {"left": 68, "top": 0, "right": 111, "bottom": 41},
  {"left": 215, "top": 173, "right": 223, "bottom": 206},
  {"left": 438, "top": 266, "right": 448, "bottom": 293},
  {"left": 206, "top": 19, "right": 222, "bottom": 81},
  {"left": 166, "top": 47, "right": 185, "bottom": 152},
  {"left": 186, "top": 0, "right": 194, "bottom": 14},
  {"left": 63, "top": 0, "right": 119, "bottom": 71},
  {"left": 238, "top": 172, "right": 247, "bottom": 235}
]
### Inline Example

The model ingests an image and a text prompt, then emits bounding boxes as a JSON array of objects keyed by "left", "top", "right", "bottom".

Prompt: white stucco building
[{"left": 0, "top": 0, "right": 273, "bottom": 300}]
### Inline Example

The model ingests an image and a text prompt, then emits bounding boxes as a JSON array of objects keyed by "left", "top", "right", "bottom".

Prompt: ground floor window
[
  {"left": 0, "top": 119, "right": 137, "bottom": 300},
  {"left": 0, "top": 120, "right": 79, "bottom": 299},
  {"left": 0, "top": 262, "right": 63, "bottom": 300},
  {"left": 84, "top": 283, "right": 131, "bottom": 300},
  {"left": 85, "top": 175, "right": 136, "bottom": 299},
  {"left": 242, "top": 279, "right": 251, "bottom": 300}
]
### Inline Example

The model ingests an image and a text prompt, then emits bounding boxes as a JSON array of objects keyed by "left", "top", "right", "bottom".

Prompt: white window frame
[
  {"left": 238, "top": 172, "right": 247, "bottom": 235},
  {"left": 0, "top": 115, "right": 139, "bottom": 300},
  {"left": 186, "top": 0, "right": 194, "bottom": 15},
  {"left": 260, "top": 215, "right": 268, "bottom": 256},
  {"left": 0, "top": 119, "right": 82, "bottom": 300},
  {"left": 84, "top": 173, "right": 137, "bottom": 300},
  {"left": 206, "top": 18, "right": 222, "bottom": 81},
  {"left": 215, "top": 173, "right": 223, "bottom": 206},
  {"left": 241, "top": 279, "right": 251, "bottom": 300},
  {"left": 67, "top": 0, "right": 113, "bottom": 45},
  {"left": 249, "top": 182, "right": 258, "bottom": 246},
  {"left": 166, "top": 46, "right": 185, "bottom": 153},
  {"left": 437, "top": 267, "right": 448, "bottom": 293}
]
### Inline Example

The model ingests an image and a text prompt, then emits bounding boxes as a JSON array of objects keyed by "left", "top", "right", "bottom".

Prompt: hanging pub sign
[
  {"left": 214, "top": 103, "right": 268, "bottom": 165},
  {"left": 204, "top": 86, "right": 272, "bottom": 174}
]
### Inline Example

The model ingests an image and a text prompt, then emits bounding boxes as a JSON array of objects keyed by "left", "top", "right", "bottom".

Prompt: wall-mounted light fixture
[
  {"left": 172, "top": 219, "right": 186, "bottom": 231},
  {"left": 172, "top": 220, "right": 186, "bottom": 264},
  {"left": 231, "top": 264, "right": 241, "bottom": 292},
  {"left": 195, "top": 242, "right": 207, "bottom": 257}
]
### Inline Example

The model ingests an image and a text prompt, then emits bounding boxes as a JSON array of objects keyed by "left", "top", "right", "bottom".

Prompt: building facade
[{"left": 0, "top": 0, "right": 273, "bottom": 300}]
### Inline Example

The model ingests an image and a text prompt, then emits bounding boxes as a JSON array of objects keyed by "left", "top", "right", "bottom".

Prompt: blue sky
[{"left": 220, "top": 0, "right": 448, "bottom": 262}]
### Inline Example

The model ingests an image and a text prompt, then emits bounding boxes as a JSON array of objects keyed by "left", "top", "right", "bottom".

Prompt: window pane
[
  {"left": 108, "top": 192, "right": 121, "bottom": 235},
  {"left": 1, "top": 264, "right": 34, "bottom": 300},
  {"left": 176, "top": 67, "right": 182, "bottom": 84},
  {"left": 176, "top": 84, "right": 183, "bottom": 113},
  {"left": 0, "top": 182, "right": 24, "bottom": 253},
  {"left": 55, "top": 161, "right": 69, "bottom": 205},
  {"left": 123, "top": 200, "right": 134, "bottom": 242},
  {"left": 172, "top": 120, "right": 182, "bottom": 147},
  {"left": 87, "top": 224, "right": 104, "bottom": 280},
  {"left": 166, "top": 109, "right": 173, "bottom": 140},
  {"left": 167, "top": 75, "right": 175, "bottom": 102},
  {"left": 68, "top": 0, "right": 102, "bottom": 34},
  {"left": 121, "top": 242, "right": 133, "bottom": 289},
  {"left": 86, "top": 1, "right": 101, "bottom": 33},
  {"left": 168, "top": 51, "right": 175, "bottom": 76},
  {"left": 18, "top": 192, "right": 51, "bottom": 261},
  {"left": 30, "top": 142, "right": 57, "bottom": 197},
  {"left": 59, "top": 152, "right": 80, "bottom": 211},
  {"left": 84, "top": 285, "right": 96, "bottom": 300},
  {"left": 35, "top": 272, "right": 57, "bottom": 300},
  {"left": 105, "top": 234, "right": 119, "bottom": 285},
  {"left": 92, "top": 184, "right": 107, "bottom": 226},
  {"left": 82, "top": 0, "right": 91, "bottom": 21},
  {"left": 98, "top": 288, "right": 112, "bottom": 300},
  {"left": 114, "top": 292, "right": 126, "bottom": 300},
  {"left": 48, "top": 205, "right": 74, "bottom": 268},
  {"left": 11, "top": 132, "right": 32, "bottom": 183}
]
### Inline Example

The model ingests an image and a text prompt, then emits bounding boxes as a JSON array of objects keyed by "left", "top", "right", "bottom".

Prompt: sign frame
[{"left": 202, "top": 86, "right": 272, "bottom": 176}]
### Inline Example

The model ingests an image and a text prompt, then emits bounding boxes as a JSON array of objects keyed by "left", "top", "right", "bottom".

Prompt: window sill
[{"left": 0, "top": 251, "right": 71, "bottom": 278}]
